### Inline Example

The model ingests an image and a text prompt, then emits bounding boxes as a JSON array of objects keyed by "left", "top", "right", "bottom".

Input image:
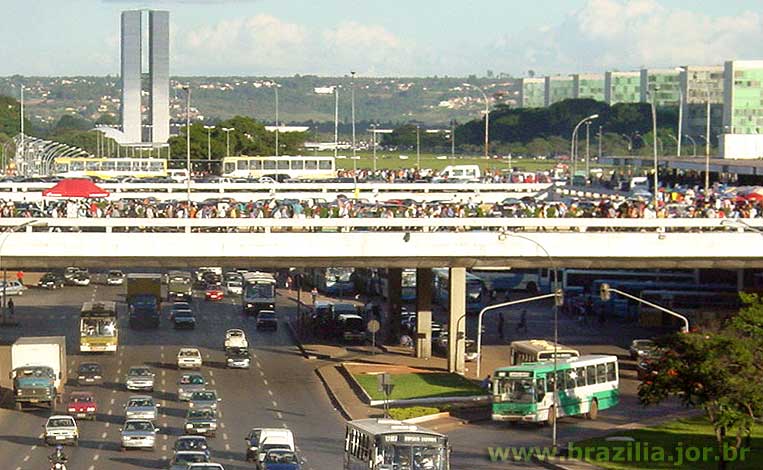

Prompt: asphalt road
[{"left": 0, "top": 280, "right": 345, "bottom": 470}]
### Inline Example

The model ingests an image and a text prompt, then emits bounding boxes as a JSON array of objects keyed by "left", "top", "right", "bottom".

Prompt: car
[
  {"left": 169, "top": 451, "right": 210, "bottom": 470},
  {"left": 178, "top": 373, "right": 206, "bottom": 401},
  {"left": 69, "top": 272, "right": 91, "bottom": 286},
  {"left": 225, "top": 280, "right": 243, "bottom": 295},
  {"left": 66, "top": 392, "right": 97, "bottom": 421},
  {"left": 44, "top": 415, "right": 79, "bottom": 446},
  {"left": 245, "top": 428, "right": 295, "bottom": 464},
  {"left": 63, "top": 266, "right": 87, "bottom": 283},
  {"left": 184, "top": 408, "right": 218, "bottom": 437},
  {"left": 0, "top": 280, "right": 26, "bottom": 296},
  {"left": 187, "top": 464, "right": 225, "bottom": 470},
  {"left": 76, "top": 362, "right": 104, "bottom": 385},
  {"left": 125, "top": 366, "right": 155, "bottom": 392},
  {"left": 189, "top": 390, "right": 221, "bottom": 410},
  {"left": 224, "top": 329, "right": 248, "bottom": 349},
  {"left": 262, "top": 449, "right": 302, "bottom": 469},
  {"left": 120, "top": 419, "right": 159, "bottom": 451},
  {"left": 38, "top": 272, "right": 64, "bottom": 289},
  {"left": 225, "top": 347, "right": 251, "bottom": 369},
  {"left": 106, "top": 270, "right": 125, "bottom": 286},
  {"left": 205, "top": 287, "right": 224, "bottom": 301},
  {"left": 256, "top": 311, "right": 278, "bottom": 331},
  {"left": 178, "top": 348, "right": 203, "bottom": 369},
  {"left": 629, "top": 339, "right": 657, "bottom": 360},
  {"left": 172, "top": 308, "right": 197, "bottom": 329},
  {"left": 124, "top": 395, "right": 160, "bottom": 420},
  {"left": 174, "top": 435, "right": 211, "bottom": 458}
]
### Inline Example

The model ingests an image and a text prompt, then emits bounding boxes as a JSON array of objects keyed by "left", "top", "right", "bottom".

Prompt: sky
[{"left": 0, "top": 0, "right": 762, "bottom": 77}]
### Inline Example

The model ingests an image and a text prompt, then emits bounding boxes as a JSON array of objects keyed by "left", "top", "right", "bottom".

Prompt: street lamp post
[
  {"left": 621, "top": 134, "right": 633, "bottom": 153},
  {"left": 600, "top": 284, "right": 689, "bottom": 333},
  {"left": 648, "top": 89, "right": 659, "bottom": 209},
  {"left": 370, "top": 123, "right": 378, "bottom": 172},
  {"left": 203, "top": 125, "right": 215, "bottom": 163},
  {"left": 570, "top": 114, "right": 599, "bottom": 179},
  {"left": 684, "top": 135, "right": 697, "bottom": 157},
  {"left": 450, "top": 119, "right": 456, "bottom": 159},
  {"left": 350, "top": 72, "right": 357, "bottom": 183},
  {"left": 334, "top": 86, "right": 339, "bottom": 159},
  {"left": 182, "top": 85, "right": 192, "bottom": 214},
  {"left": 416, "top": 124, "right": 421, "bottom": 170},
  {"left": 462, "top": 83, "right": 489, "bottom": 158},
  {"left": 221, "top": 128, "right": 234, "bottom": 158},
  {"left": 585, "top": 121, "right": 591, "bottom": 175},
  {"left": 274, "top": 84, "right": 280, "bottom": 157}
]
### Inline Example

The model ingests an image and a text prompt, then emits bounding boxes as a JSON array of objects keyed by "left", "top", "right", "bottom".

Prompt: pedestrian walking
[
  {"left": 311, "top": 287, "right": 318, "bottom": 305},
  {"left": 516, "top": 309, "right": 528, "bottom": 334},
  {"left": 7, "top": 298, "right": 14, "bottom": 318},
  {"left": 481, "top": 374, "right": 492, "bottom": 391}
]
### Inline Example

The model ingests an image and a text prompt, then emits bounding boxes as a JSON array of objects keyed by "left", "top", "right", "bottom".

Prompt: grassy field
[
  {"left": 353, "top": 372, "right": 486, "bottom": 401},
  {"left": 574, "top": 417, "right": 762, "bottom": 470},
  {"left": 313, "top": 150, "right": 560, "bottom": 172}
]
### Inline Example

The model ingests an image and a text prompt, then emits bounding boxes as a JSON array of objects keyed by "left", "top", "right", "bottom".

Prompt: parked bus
[
  {"left": 492, "top": 355, "right": 619, "bottom": 424},
  {"left": 221, "top": 155, "right": 335, "bottom": 180},
  {"left": 433, "top": 268, "right": 488, "bottom": 313},
  {"left": 562, "top": 269, "right": 697, "bottom": 290},
  {"left": 471, "top": 267, "right": 553, "bottom": 294},
  {"left": 80, "top": 301, "right": 118, "bottom": 353},
  {"left": 344, "top": 418, "right": 450, "bottom": 470},
  {"left": 54, "top": 157, "right": 167, "bottom": 179},
  {"left": 508, "top": 340, "right": 580, "bottom": 366}
]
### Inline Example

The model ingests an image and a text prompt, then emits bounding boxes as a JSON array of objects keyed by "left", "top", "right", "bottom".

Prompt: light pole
[
  {"left": 570, "top": 114, "right": 599, "bottom": 178},
  {"left": 416, "top": 124, "right": 421, "bottom": 170},
  {"left": 621, "top": 134, "right": 633, "bottom": 153},
  {"left": 221, "top": 128, "right": 234, "bottom": 158},
  {"left": 585, "top": 121, "right": 591, "bottom": 175},
  {"left": 203, "top": 125, "right": 215, "bottom": 163},
  {"left": 274, "top": 83, "right": 280, "bottom": 157},
  {"left": 182, "top": 85, "right": 192, "bottom": 213},
  {"left": 334, "top": 86, "right": 339, "bottom": 159},
  {"left": 677, "top": 88, "right": 683, "bottom": 157},
  {"left": 700, "top": 76, "right": 711, "bottom": 194},
  {"left": 647, "top": 89, "right": 659, "bottom": 209},
  {"left": 462, "top": 83, "right": 489, "bottom": 158},
  {"left": 19, "top": 84, "right": 24, "bottom": 176},
  {"left": 450, "top": 119, "right": 456, "bottom": 159},
  {"left": 684, "top": 135, "right": 697, "bottom": 157},
  {"left": 350, "top": 71, "right": 357, "bottom": 183},
  {"left": 600, "top": 284, "right": 689, "bottom": 333},
  {"left": 370, "top": 123, "right": 377, "bottom": 172}
]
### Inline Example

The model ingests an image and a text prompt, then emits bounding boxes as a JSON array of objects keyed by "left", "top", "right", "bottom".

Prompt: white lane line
[
  {"left": 116, "top": 368, "right": 121, "bottom": 375},
  {"left": 162, "top": 444, "right": 167, "bottom": 452},
  {"left": 30, "top": 445, "right": 37, "bottom": 451},
  {"left": 263, "top": 379, "right": 269, "bottom": 386},
  {"left": 110, "top": 398, "right": 115, "bottom": 405},
  {"left": 276, "top": 411, "right": 283, "bottom": 419},
  {"left": 272, "top": 400, "right": 278, "bottom": 407},
  {"left": 88, "top": 466, "right": 95, "bottom": 470},
  {"left": 220, "top": 422, "right": 225, "bottom": 429},
  {"left": 256, "top": 361, "right": 262, "bottom": 368},
  {"left": 259, "top": 370, "right": 265, "bottom": 377},
  {"left": 101, "top": 431, "right": 108, "bottom": 439},
  {"left": 23, "top": 456, "right": 29, "bottom": 462},
  {"left": 208, "top": 370, "right": 214, "bottom": 377},
  {"left": 210, "top": 378, "right": 216, "bottom": 386},
  {"left": 93, "top": 454, "right": 100, "bottom": 461},
  {"left": 105, "top": 422, "right": 110, "bottom": 428},
  {"left": 268, "top": 390, "right": 274, "bottom": 397},
  {"left": 225, "top": 443, "right": 231, "bottom": 451},
  {"left": 222, "top": 432, "right": 229, "bottom": 440}
]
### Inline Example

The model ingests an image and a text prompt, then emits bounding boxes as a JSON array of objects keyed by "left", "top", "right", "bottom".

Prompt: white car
[
  {"left": 224, "top": 329, "right": 248, "bottom": 349},
  {"left": 120, "top": 419, "right": 159, "bottom": 450},
  {"left": 44, "top": 415, "right": 79, "bottom": 446},
  {"left": 188, "top": 464, "right": 225, "bottom": 470},
  {"left": 0, "top": 280, "right": 26, "bottom": 296},
  {"left": 106, "top": 270, "right": 125, "bottom": 286},
  {"left": 178, "top": 348, "right": 203, "bottom": 370}
]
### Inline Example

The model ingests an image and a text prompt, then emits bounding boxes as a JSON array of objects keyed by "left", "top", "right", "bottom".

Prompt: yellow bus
[
  {"left": 80, "top": 301, "right": 118, "bottom": 353},
  {"left": 54, "top": 157, "right": 168, "bottom": 179}
]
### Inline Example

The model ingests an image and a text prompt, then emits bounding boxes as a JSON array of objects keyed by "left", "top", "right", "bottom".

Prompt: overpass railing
[{"left": 2, "top": 217, "right": 759, "bottom": 233}]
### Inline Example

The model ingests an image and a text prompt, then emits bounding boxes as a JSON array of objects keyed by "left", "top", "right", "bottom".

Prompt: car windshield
[
  {"left": 188, "top": 410, "right": 214, "bottom": 419},
  {"left": 181, "top": 375, "right": 205, "bottom": 385},
  {"left": 193, "top": 392, "right": 215, "bottom": 400},
  {"left": 129, "top": 368, "right": 151, "bottom": 377},
  {"left": 175, "top": 310, "right": 193, "bottom": 317},
  {"left": 70, "top": 395, "right": 93, "bottom": 403},
  {"left": 124, "top": 421, "right": 153, "bottom": 432},
  {"left": 108, "top": 271, "right": 123, "bottom": 277},
  {"left": 180, "top": 350, "right": 199, "bottom": 357},
  {"left": 49, "top": 418, "right": 75, "bottom": 427},
  {"left": 265, "top": 451, "right": 298, "bottom": 463},
  {"left": 79, "top": 363, "right": 101, "bottom": 373},
  {"left": 244, "top": 283, "right": 274, "bottom": 298},
  {"left": 129, "top": 399, "right": 152, "bottom": 407},
  {"left": 175, "top": 453, "right": 208, "bottom": 463},
  {"left": 634, "top": 340, "right": 655, "bottom": 348},
  {"left": 176, "top": 439, "right": 207, "bottom": 451}
]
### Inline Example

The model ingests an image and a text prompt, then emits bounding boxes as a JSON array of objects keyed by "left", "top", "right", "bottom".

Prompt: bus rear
[{"left": 80, "top": 301, "right": 118, "bottom": 353}]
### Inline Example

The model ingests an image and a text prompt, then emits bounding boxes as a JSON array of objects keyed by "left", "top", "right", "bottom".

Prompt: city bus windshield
[
  {"left": 245, "top": 283, "right": 275, "bottom": 298},
  {"left": 495, "top": 377, "right": 538, "bottom": 404},
  {"left": 81, "top": 319, "right": 116, "bottom": 336},
  {"left": 378, "top": 444, "right": 447, "bottom": 470}
]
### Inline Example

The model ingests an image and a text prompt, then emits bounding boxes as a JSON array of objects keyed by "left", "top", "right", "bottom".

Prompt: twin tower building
[{"left": 118, "top": 10, "right": 170, "bottom": 145}]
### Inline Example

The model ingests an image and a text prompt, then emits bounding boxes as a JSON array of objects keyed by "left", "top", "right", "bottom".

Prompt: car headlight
[{"left": 186, "top": 424, "right": 192, "bottom": 429}]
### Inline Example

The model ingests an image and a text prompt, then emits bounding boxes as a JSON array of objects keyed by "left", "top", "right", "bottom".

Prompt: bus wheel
[
  {"left": 547, "top": 406, "right": 556, "bottom": 426},
  {"left": 588, "top": 399, "right": 599, "bottom": 420}
]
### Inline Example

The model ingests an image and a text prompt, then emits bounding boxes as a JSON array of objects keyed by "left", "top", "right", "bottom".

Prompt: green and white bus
[{"left": 492, "top": 355, "right": 619, "bottom": 424}]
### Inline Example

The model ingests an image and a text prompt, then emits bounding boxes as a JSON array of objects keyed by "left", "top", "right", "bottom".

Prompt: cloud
[{"left": 491, "top": 0, "right": 763, "bottom": 74}]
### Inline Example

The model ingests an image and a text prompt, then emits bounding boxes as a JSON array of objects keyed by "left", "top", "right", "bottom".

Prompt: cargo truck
[
  {"left": 127, "top": 273, "right": 162, "bottom": 328},
  {"left": 8, "top": 336, "right": 67, "bottom": 410},
  {"left": 167, "top": 271, "right": 193, "bottom": 302}
]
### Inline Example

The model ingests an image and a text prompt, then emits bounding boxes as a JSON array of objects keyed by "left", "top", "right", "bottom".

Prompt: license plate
[
  {"left": 86, "top": 378, "right": 94, "bottom": 382},
  {"left": 196, "top": 428, "right": 207, "bottom": 432},
  {"left": 29, "top": 399, "right": 39, "bottom": 403},
  {"left": 55, "top": 436, "right": 66, "bottom": 440}
]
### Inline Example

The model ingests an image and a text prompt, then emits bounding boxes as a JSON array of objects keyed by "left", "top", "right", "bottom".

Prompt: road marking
[
  {"left": 208, "top": 370, "right": 214, "bottom": 377},
  {"left": 110, "top": 398, "right": 115, "bottom": 405},
  {"left": 107, "top": 409, "right": 113, "bottom": 415},
  {"left": 101, "top": 431, "right": 107, "bottom": 438},
  {"left": 88, "top": 466, "right": 94, "bottom": 470},
  {"left": 30, "top": 445, "right": 37, "bottom": 451},
  {"left": 162, "top": 444, "right": 167, "bottom": 451},
  {"left": 93, "top": 454, "right": 100, "bottom": 461},
  {"left": 256, "top": 361, "right": 262, "bottom": 368},
  {"left": 272, "top": 400, "right": 278, "bottom": 407},
  {"left": 259, "top": 370, "right": 265, "bottom": 377},
  {"left": 116, "top": 368, "right": 121, "bottom": 375},
  {"left": 276, "top": 411, "right": 283, "bottom": 419},
  {"left": 23, "top": 456, "right": 29, "bottom": 462},
  {"left": 222, "top": 432, "right": 228, "bottom": 440},
  {"left": 210, "top": 379, "right": 216, "bottom": 386},
  {"left": 263, "top": 379, "right": 269, "bottom": 386},
  {"left": 268, "top": 390, "right": 274, "bottom": 397},
  {"left": 105, "top": 422, "right": 110, "bottom": 428},
  {"left": 225, "top": 443, "right": 231, "bottom": 451}
]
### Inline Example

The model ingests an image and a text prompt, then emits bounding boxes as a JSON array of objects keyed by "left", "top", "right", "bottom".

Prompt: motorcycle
[{"left": 49, "top": 445, "right": 68, "bottom": 470}]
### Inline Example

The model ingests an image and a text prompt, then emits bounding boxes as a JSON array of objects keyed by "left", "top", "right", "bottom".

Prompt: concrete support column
[
  {"left": 415, "top": 268, "right": 433, "bottom": 359},
  {"left": 386, "top": 268, "right": 402, "bottom": 344},
  {"left": 447, "top": 267, "right": 466, "bottom": 375}
]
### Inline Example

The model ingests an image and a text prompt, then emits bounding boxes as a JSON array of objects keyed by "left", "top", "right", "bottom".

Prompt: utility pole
[
  {"left": 416, "top": 124, "right": 421, "bottom": 169},
  {"left": 334, "top": 86, "right": 339, "bottom": 159},
  {"left": 20, "top": 84, "right": 24, "bottom": 176},
  {"left": 350, "top": 71, "right": 357, "bottom": 183},
  {"left": 598, "top": 125, "right": 602, "bottom": 161},
  {"left": 450, "top": 119, "right": 456, "bottom": 159},
  {"left": 585, "top": 121, "right": 591, "bottom": 176}
]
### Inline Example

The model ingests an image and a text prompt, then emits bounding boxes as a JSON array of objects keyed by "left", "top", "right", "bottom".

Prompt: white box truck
[{"left": 10, "top": 336, "right": 67, "bottom": 410}]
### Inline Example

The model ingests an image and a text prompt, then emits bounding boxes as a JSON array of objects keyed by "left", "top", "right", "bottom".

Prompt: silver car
[
  {"left": 169, "top": 451, "right": 209, "bottom": 470},
  {"left": 189, "top": 390, "right": 221, "bottom": 410},
  {"left": 184, "top": 408, "right": 218, "bottom": 437},
  {"left": 124, "top": 395, "right": 160, "bottom": 420},
  {"left": 125, "top": 366, "right": 155, "bottom": 392},
  {"left": 178, "top": 373, "right": 206, "bottom": 401},
  {"left": 120, "top": 419, "right": 159, "bottom": 450}
]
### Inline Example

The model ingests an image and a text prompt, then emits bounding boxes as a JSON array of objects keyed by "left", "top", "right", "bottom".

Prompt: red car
[
  {"left": 67, "top": 391, "right": 97, "bottom": 420},
  {"left": 205, "top": 288, "right": 224, "bottom": 301}
]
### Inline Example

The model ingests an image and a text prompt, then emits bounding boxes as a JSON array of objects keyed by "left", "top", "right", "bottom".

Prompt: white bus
[
  {"left": 493, "top": 355, "right": 619, "bottom": 424},
  {"left": 471, "top": 267, "right": 553, "bottom": 294},
  {"left": 433, "top": 268, "right": 488, "bottom": 313},
  {"left": 54, "top": 157, "right": 167, "bottom": 179},
  {"left": 562, "top": 269, "right": 697, "bottom": 290},
  {"left": 221, "top": 155, "right": 335, "bottom": 180},
  {"left": 509, "top": 339, "right": 580, "bottom": 366},
  {"left": 344, "top": 418, "right": 450, "bottom": 470}
]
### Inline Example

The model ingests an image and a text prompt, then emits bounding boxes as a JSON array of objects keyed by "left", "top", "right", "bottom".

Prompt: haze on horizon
[{"left": 0, "top": 0, "right": 761, "bottom": 77}]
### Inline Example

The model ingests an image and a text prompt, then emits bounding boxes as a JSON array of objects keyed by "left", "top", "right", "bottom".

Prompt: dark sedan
[
  {"left": 256, "top": 311, "right": 278, "bottom": 331},
  {"left": 38, "top": 272, "right": 64, "bottom": 290},
  {"left": 77, "top": 362, "right": 104, "bottom": 386}
]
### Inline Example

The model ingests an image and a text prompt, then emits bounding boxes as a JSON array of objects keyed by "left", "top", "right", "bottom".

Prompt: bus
[
  {"left": 492, "top": 355, "right": 619, "bottom": 424},
  {"left": 242, "top": 272, "right": 277, "bottom": 316},
  {"left": 508, "top": 340, "right": 580, "bottom": 366},
  {"left": 54, "top": 157, "right": 168, "bottom": 179},
  {"left": 433, "top": 268, "right": 488, "bottom": 313},
  {"left": 221, "top": 155, "right": 336, "bottom": 180},
  {"left": 470, "top": 267, "right": 553, "bottom": 294},
  {"left": 80, "top": 301, "right": 118, "bottom": 353},
  {"left": 344, "top": 418, "right": 450, "bottom": 470},
  {"left": 308, "top": 268, "right": 356, "bottom": 296},
  {"left": 562, "top": 269, "right": 697, "bottom": 291}
]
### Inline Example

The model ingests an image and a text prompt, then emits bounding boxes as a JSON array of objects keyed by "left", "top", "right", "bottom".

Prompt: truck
[
  {"left": 242, "top": 272, "right": 276, "bottom": 316},
  {"left": 167, "top": 270, "right": 193, "bottom": 302},
  {"left": 127, "top": 273, "right": 162, "bottom": 328},
  {"left": 8, "top": 336, "right": 67, "bottom": 410}
]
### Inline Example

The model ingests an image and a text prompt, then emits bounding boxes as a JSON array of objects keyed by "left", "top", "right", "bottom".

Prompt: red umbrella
[{"left": 42, "top": 178, "right": 110, "bottom": 198}]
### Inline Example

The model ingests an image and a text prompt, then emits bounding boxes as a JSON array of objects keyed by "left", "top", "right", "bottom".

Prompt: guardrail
[{"left": 2, "top": 217, "right": 758, "bottom": 233}]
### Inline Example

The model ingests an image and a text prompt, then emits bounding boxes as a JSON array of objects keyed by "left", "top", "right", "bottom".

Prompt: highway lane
[{"left": 0, "top": 279, "right": 345, "bottom": 470}]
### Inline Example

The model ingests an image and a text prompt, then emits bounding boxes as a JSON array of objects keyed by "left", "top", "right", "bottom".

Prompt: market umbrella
[{"left": 42, "top": 178, "right": 110, "bottom": 198}]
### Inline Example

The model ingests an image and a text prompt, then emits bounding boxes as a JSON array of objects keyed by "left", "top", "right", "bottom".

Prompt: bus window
[
  {"left": 86, "top": 161, "right": 100, "bottom": 171},
  {"left": 596, "top": 364, "right": 607, "bottom": 384},
  {"left": 71, "top": 161, "right": 85, "bottom": 172},
  {"left": 55, "top": 163, "right": 69, "bottom": 173},
  {"left": 586, "top": 365, "right": 596, "bottom": 384},
  {"left": 277, "top": 160, "right": 289, "bottom": 170},
  {"left": 290, "top": 159, "right": 304, "bottom": 170},
  {"left": 565, "top": 369, "right": 576, "bottom": 389},
  {"left": 224, "top": 162, "right": 235, "bottom": 174},
  {"left": 102, "top": 161, "right": 116, "bottom": 171},
  {"left": 263, "top": 160, "right": 277, "bottom": 170},
  {"left": 576, "top": 367, "right": 587, "bottom": 387},
  {"left": 606, "top": 362, "right": 617, "bottom": 382},
  {"left": 319, "top": 160, "right": 332, "bottom": 170},
  {"left": 117, "top": 160, "right": 131, "bottom": 172},
  {"left": 237, "top": 160, "right": 249, "bottom": 170},
  {"left": 139, "top": 161, "right": 150, "bottom": 171},
  {"left": 250, "top": 160, "right": 262, "bottom": 170},
  {"left": 149, "top": 161, "right": 164, "bottom": 171},
  {"left": 305, "top": 160, "right": 318, "bottom": 170}
]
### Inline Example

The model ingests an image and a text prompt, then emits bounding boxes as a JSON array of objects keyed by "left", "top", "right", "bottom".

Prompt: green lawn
[
  {"left": 353, "top": 372, "right": 486, "bottom": 401},
  {"left": 574, "top": 417, "right": 762, "bottom": 470}
]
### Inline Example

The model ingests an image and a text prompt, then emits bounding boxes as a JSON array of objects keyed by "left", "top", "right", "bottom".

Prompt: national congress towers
[{"left": 119, "top": 10, "right": 170, "bottom": 145}]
